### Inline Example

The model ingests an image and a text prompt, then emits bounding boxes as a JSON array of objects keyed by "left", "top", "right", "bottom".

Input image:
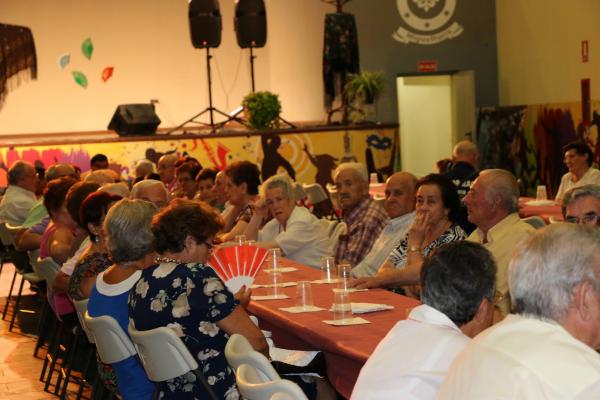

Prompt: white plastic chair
[
  {"left": 73, "top": 299, "right": 95, "bottom": 344},
  {"left": 225, "top": 333, "right": 279, "bottom": 380},
  {"left": 84, "top": 312, "right": 137, "bottom": 364},
  {"left": 36, "top": 256, "right": 61, "bottom": 289},
  {"left": 521, "top": 216, "right": 546, "bottom": 229},
  {"left": 302, "top": 183, "right": 328, "bottom": 204},
  {"left": 236, "top": 363, "right": 308, "bottom": 400},
  {"left": 128, "top": 321, "right": 219, "bottom": 400},
  {"left": 329, "top": 221, "right": 347, "bottom": 249}
]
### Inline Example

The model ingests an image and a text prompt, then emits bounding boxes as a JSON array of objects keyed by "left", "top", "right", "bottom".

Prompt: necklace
[{"left": 155, "top": 255, "right": 184, "bottom": 264}]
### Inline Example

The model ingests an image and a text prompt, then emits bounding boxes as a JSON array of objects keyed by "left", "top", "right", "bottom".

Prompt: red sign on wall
[
  {"left": 418, "top": 60, "right": 438, "bottom": 72},
  {"left": 582, "top": 40, "right": 589, "bottom": 63}
]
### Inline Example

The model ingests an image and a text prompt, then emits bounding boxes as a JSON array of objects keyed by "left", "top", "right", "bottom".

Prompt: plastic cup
[
  {"left": 235, "top": 235, "right": 246, "bottom": 246},
  {"left": 267, "top": 248, "right": 283, "bottom": 295},
  {"left": 536, "top": 185, "right": 547, "bottom": 201},
  {"left": 337, "top": 263, "right": 352, "bottom": 291},
  {"left": 370, "top": 172, "right": 379, "bottom": 184},
  {"left": 295, "top": 281, "right": 314, "bottom": 309},
  {"left": 321, "top": 256, "right": 337, "bottom": 282},
  {"left": 332, "top": 291, "right": 352, "bottom": 321},
  {"left": 244, "top": 240, "right": 256, "bottom": 246}
]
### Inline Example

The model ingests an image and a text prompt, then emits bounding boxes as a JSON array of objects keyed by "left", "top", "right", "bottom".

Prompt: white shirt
[
  {"left": 258, "top": 206, "right": 332, "bottom": 268},
  {"left": 351, "top": 211, "right": 415, "bottom": 277},
  {"left": 0, "top": 185, "right": 37, "bottom": 226},
  {"left": 438, "top": 314, "right": 600, "bottom": 399},
  {"left": 351, "top": 304, "right": 470, "bottom": 400},
  {"left": 60, "top": 237, "right": 91, "bottom": 275},
  {"left": 555, "top": 167, "right": 600, "bottom": 200}
]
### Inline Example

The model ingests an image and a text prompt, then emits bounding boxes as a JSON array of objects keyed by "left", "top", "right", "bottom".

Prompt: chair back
[
  {"left": 128, "top": 321, "right": 198, "bottom": 382},
  {"left": 302, "top": 183, "right": 327, "bottom": 204},
  {"left": 236, "top": 363, "right": 307, "bottom": 400},
  {"left": 225, "top": 333, "right": 279, "bottom": 381},
  {"left": 0, "top": 222, "right": 15, "bottom": 247},
  {"left": 28, "top": 249, "right": 40, "bottom": 271},
  {"left": 73, "top": 299, "right": 95, "bottom": 343},
  {"left": 521, "top": 216, "right": 546, "bottom": 229},
  {"left": 293, "top": 183, "right": 307, "bottom": 202},
  {"left": 36, "top": 257, "right": 61, "bottom": 288},
  {"left": 84, "top": 312, "right": 137, "bottom": 364},
  {"left": 329, "top": 221, "right": 347, "bottom": 249}
]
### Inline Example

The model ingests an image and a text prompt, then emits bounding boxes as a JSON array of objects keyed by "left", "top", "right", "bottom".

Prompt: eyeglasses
[{"left": 565, "top": 212, "right": 600, "bottom": 225}]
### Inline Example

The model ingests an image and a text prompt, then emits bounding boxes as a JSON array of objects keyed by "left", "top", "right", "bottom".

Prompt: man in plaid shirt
[{"left": 334, "top": 162, "right": 389, "bottom": 266}]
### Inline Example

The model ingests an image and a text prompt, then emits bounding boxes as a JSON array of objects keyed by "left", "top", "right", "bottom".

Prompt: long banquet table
[
  {"left": 247, "top": 260, "right": 420, "bottom": 399},
  {"left": 518, "top": 197, "right": 563, "bottom": 222}
]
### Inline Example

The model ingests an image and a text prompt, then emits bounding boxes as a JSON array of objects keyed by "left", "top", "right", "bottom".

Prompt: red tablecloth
[
  {"left": 518, "top": 197, "right": 563, "bottom": 223},
  {"left": 247, "top": 260, "right": 420, "bottom": 399}
]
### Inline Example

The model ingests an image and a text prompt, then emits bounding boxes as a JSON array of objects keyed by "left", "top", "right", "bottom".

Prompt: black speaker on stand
[
  {"left": 108, "top": 104, "right": 161, "bottom": 136},
  {"left": 167, "top": 0, "right": 241, "bottom": 134}
]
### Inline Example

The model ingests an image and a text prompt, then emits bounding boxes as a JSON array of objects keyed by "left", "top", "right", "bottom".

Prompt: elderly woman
[
  {"left": 68, "top": 191, "right": 121, "bottom": 301},
  {"left": 352, "top": 174, "right": 466, "bottom": 291},
  {"left": 220, "top": 161, "right": 261, "bottom": 242},
  {"left": 555, "top": 141, "right": 600, "bottom": 201},
  {"left": 172, "top": 161, "right": 201, "bottom": 199},
  {"left": 87, "top": 199, "right": 157, "bottom": 399},
  {"left": 244, "top": 174, "right": 332, "bottom": 268},
  {"left": 129, "top": 199, "right": 268, "bottom": 399}
]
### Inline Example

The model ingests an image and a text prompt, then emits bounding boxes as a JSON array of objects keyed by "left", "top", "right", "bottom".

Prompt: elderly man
[
  {"left": 157, "top": 153, "right": 178, "bottom": 192},
  {"left": 352, "top": 241, "right": 496, "bottom": 400},
  {"left": 439, "top": 224, "right": 600, "bottom": 398},
  {"left": 130, "top": 179, "right": 169, "bottom": 208},
  {"left": 0, "top": 161, "right": 39, "bottom": 226},
  {"left": 444, "top": 140, "right": 479, "bottom": 200},
  {"left": 334, "top": 162, "right": 388, "bottom": 266},
  {"left": 463, "top": 169, "right": 534, "bottom": 315},
  {"left": 351, "top": 172, "right": 417, "bottom": 277},
  {"left": 562, "top": 184, "right": 600, "bottom": 226}
]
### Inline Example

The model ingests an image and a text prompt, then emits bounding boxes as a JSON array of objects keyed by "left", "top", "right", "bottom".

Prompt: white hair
[
  {"left": 134, "top": 159, "right": 156, "bottom": 177},
  {"left": 480, "top": 169, "right": 519, "bottom": 213},
  {"left": 261, "top": 174, "right": 294, "bottom": 199},
  {"left": 130, "top": 179, "right": 169, "bottom": 199},
  {"left": 98, "top": 182, "right": 130, "bottom": 198},
  {"left": 333, "top": 162, "right": 368, "bottom": 183},
  {"left": 509, "top": 223, "right": 600, "bottom": 321}
]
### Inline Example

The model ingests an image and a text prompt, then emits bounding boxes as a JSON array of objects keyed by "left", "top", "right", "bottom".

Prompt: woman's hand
[
  {"left": 234, "top": 285, "right": 252, "bottom": 308},
  {"left": 408, "top": 210, "right": 431, "bottom": 247}
]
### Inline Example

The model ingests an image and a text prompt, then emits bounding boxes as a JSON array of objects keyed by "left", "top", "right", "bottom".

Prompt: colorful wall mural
[
  {"left": 477, "top": 100, "right": 600, "bottom": 197},
  {"left": 0, "top": 127, "right": 398, "bottom": 188}
]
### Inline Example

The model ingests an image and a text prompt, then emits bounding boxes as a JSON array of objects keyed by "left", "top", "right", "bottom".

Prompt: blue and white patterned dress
[{"left": 128, "top": 262, "right": 239, "bottom": 399}]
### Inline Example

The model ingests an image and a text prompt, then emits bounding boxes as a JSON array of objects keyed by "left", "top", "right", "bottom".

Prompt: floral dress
[{"left": 128, "top": 262, "right": 239, "bottom": 400}]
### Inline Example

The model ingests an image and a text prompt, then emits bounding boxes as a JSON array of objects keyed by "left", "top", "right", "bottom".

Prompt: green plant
[
  {"left": 344, "top": 71, "right": 385, "bottom": 105},
  {"left": 242, "top": 91, "right": 282, "bottom": 130}
]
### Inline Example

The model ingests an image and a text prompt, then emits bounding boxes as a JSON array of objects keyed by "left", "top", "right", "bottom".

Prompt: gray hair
[
  {"left": 480, "top": 169, "right": 519, "bottom": 213},
  {"left": 104, "top": 198, "right": 157, "bottom": 263},
  {"left": 134, "top": 159, "right": 155, "bottom": 177},
  {"left": 8, "top": 161, "right": 33, "bottom": 185},
  {"left": 261, "top": 174, "right": 294, "bottom": 199},
  {"left": 98, "top": 182, "right": 130, "bottom": 198},
  {"left": 509, "top": 223, "right": 600, "bottom": 321},
  {"left": 561, "top": 184, "right": 600, "bottom": 218},
  {"left": 453, "top": 140, "right": 478, "bottom": 158},
  {"left": 46, "top": 163, "right": 76, "bottom": 181},
  {"left": 130, "top": 179, "right": 169, "bottom": 199},
  {"left": 333, "top": 162, "right": 368, "bottom": 183}
]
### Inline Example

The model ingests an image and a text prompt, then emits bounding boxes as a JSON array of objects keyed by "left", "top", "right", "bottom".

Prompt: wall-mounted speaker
[
  {"left": 108, "top": 104, "right": 161, "bottom": 136},
  {"left": 189, "top": 0, "right": 222, "bottom": 49},
  {"left": 235, "top": 0, "right": 267, "bottom": 48}
]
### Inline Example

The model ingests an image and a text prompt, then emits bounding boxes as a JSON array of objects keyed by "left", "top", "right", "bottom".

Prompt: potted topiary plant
[
  {"left": 242, "top": 91, "right": 282, "bottom": 130},
  {"left": 344, "top": 70, "right": 385, "bottom": 105}
]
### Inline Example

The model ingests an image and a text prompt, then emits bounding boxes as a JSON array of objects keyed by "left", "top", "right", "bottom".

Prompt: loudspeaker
[
  {"left": 235, "top": 0, "right": 267, "bottom": 48},
  {"left": 108, "top": 104, "right": 161, "bottom": 136},
  {"left": 189, "top": 0, "right": 222, "bottom": 49}
]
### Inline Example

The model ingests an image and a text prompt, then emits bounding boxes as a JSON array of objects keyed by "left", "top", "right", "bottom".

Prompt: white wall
[
  {"left": 496, "top": 0, "right": 600, "bottom": 106},
  {"left": 0, "top": 0, "right": 331, "bottom": 135}
]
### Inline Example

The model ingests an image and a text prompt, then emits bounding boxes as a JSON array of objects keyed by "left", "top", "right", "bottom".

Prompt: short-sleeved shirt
[
  {"left": 555, "top": 167, "right": 600, "bottom": 200},
  {"left": 128, "top": 262, "right": 240, "bottom": 400},
  {"left": 68, "top": 251, "right": 111, "bottom": 301}
]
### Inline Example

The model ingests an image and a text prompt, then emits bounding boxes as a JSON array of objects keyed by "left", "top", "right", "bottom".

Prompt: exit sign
[{"left": 418, "top": 60, "right": 438, "bottom": 72}]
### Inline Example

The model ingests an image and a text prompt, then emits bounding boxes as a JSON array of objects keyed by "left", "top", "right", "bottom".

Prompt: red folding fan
[{"left": 207, "top": 244, "right": 269, "bottom": 293}]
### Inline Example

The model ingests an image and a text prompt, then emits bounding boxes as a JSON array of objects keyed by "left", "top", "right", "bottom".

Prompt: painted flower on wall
[{"left": 412, "top": 0, "right": 439, "bottom": 12}]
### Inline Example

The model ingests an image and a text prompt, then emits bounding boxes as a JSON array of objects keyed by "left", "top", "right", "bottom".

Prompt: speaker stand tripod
[{"left": 167, "top": 48, "right": 243, "bottom": 134}]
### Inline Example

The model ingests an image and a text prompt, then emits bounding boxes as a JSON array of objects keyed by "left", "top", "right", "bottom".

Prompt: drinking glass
[
  {"left": 536, "top": 185, "right": 548, "bottom": 201},
  {"left": 321, "top": 256, "right": 337, "bottom": 282},
  {"left": 235, "top": 235, "right": 246, "bottom": 246},
  {"left": 332, "top": 291, "right": 352, "bottom": 321},
  {"left": 295, "top": 281, "right": 314, "bottom": 310},
  {"left": 337, "top": 263, "right": 352, "bottom": 291},
  {"left": 267, "top": 248, "right": 283, "bottom": 295}
]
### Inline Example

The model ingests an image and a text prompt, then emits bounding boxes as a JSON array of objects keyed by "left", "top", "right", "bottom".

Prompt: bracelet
[{"left": 408, "top": 245, "right": 421, "bottom": 253}]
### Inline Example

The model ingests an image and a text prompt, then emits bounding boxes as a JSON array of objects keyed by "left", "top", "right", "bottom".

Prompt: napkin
[
  {"left": 263, "top": 267, "right": 298, "bottom": 273},
  {"left": 279, "top": 305, "right": 326, "bottom": 313},
  {"left": 525, "top": 199, "right": 556, "bottom": 206},
  {"left": 251, "top": 282, "right": 297, "bottom": 289},
  {"left": 350, "top": 302, "right": 394, "bottom": 314},
  {"left": 322, "top": 317, "right": 371, "bottom": 326},
  {"left": 311, "top": 278, "right": 341, "bottom": 284},
  {"left": 332, "top": 288, "right": 368, "bottom": 293},
  {"left": 251, "top": 294, "right": 289, "bottom": 301}
]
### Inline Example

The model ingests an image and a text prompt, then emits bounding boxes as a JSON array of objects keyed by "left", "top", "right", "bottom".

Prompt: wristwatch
[{"left": 408, "top": 245, "right": 421, "bottom": 253}]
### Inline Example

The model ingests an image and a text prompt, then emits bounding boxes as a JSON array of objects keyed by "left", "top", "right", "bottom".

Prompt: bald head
[
  {"left": 452, "top": 140, "right": 478, "bottom": 167},
  {"left": 46, "top": 163, "right": 76, "bottom": 181},
  {"left": 384, "top": 172, "right": 417, "bottom": 218}
]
